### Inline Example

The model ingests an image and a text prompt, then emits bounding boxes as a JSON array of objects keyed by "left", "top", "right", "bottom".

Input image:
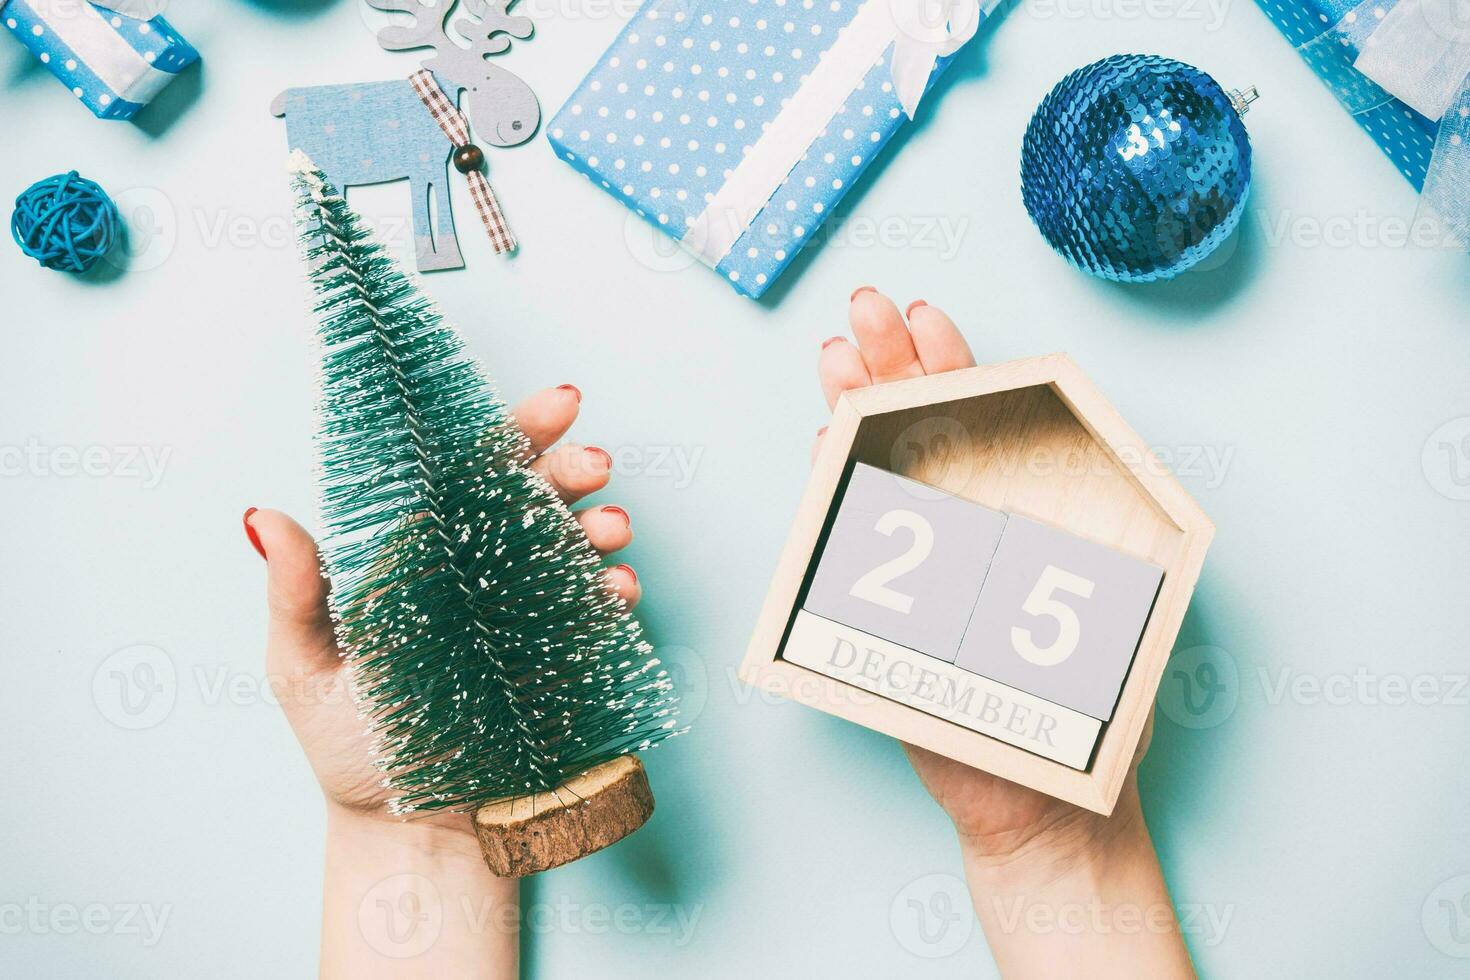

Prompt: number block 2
[
  {"left": 803, "top": 463, "right": 1007, "bottom": 662},
  {"left": 955, "top": 515, "right": 1164, "bottom": 721}
]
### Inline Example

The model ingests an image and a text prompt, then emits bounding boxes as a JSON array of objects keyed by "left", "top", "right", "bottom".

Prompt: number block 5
[
  {"left": 803, "top": 463, "right": 1007, "bottom": 662},
  {"left": 955, "top": 515, "right": 1164, "bottom": 721}
]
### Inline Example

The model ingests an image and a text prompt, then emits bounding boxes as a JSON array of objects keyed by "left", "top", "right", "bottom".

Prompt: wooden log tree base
[{"left": 472, "top": 755, "right": 655, "bottom": 877}]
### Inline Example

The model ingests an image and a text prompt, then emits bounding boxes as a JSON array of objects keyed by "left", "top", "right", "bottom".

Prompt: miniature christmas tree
[{"left": 288, "top": 152, "right": 679, "bottom": 874}]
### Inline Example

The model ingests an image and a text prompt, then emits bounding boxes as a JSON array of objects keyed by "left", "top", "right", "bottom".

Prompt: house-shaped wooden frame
[{"left": 739, "top": 354, "right": 1214, "bottom": 815}]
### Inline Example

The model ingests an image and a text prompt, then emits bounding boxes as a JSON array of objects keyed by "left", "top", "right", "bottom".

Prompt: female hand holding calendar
[{"left": 817, "top": 287, "right": 1195, "bottom": 979}]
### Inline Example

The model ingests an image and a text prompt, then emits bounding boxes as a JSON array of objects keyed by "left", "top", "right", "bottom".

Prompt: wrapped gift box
[
  {"left": 1256, "top": 0, "right": 1435, "bottom": 189},
  {"left": 2, "top": 0, "right": 199, "bottom": 120},
  {"left": 547, "top": 0, "right": 985, "bottom": 298}
]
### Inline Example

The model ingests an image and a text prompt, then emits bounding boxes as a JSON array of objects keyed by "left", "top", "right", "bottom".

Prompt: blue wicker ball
[
  {"left": 1020, "top": 54, "right": 1253, "bottom": 282},
  {"left": 11, "top": 171, "right": 121, "bottom": 273}
]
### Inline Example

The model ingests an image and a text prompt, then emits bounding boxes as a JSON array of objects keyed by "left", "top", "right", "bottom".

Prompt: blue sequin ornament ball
[
  {"left": 1021, "top": 54, "right": 1256, "bottom": 283},
  {"left": 11, "top": 171, "right": 121, "bottom": 274}
]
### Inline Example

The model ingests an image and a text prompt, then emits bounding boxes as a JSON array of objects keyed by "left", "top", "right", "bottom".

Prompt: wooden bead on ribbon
[{"left": 409, "top": 69, "right": 517, "bottom": 255}]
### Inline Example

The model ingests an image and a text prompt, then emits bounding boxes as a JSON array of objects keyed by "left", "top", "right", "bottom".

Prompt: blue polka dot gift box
[
  {"left": 1256, "top": 0, "right": 1470, "bottom": 243},
  {"left": 2, "top": 0, "right": 199, "bottom": 120},
  {"left": 548, "top": 0, "right": 997, "bottom": 298}
]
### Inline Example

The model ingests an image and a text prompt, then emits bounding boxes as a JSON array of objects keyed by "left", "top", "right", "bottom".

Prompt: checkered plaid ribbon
[{"left": 409, "top": 69, "right": 516, "bottom": 254}]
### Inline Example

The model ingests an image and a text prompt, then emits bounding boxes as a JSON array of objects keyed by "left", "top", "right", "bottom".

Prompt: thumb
[{"left": 242, "top": 507, "right": 339, "bottom": 672}]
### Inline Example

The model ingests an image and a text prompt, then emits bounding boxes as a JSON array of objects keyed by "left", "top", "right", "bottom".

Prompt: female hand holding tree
[
  {"left": 243, "top": 383, "right": 638, "bottom": 979},
  {"left": 241, "top": 160, "right": 678, "bottom": 979}
]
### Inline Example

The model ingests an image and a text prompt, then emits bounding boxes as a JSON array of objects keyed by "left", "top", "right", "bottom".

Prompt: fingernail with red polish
[
  {"left": 602, "top": 505, "right": 632, "bottom": 528},
  {"left": 558, "top": 384, "right": 582, "bottom": 402},
  {"left": 850, "top": 285, "right": 876, "bottom": 302},
  {"left": 243, "top": 507, "right": 267, "bottom": 560},
  {"left": 817, "top": 426, "right": 829, "bottom": 437},
  {"left": 906, "top": 299, "right": 928, "bottom": 318},
  {"left": 615, "top": 563, "right": 638, "bottom": 585},
  {"left": 821, "top": 336, "right": 846, "bottom": 350},
  {"left": 586, "top": 446, "right": 613, "bottom": 470}
]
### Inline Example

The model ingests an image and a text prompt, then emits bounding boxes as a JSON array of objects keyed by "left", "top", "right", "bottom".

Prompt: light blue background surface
[{"left": 3, "top": 1, "right": 1469, "bottom": 977}]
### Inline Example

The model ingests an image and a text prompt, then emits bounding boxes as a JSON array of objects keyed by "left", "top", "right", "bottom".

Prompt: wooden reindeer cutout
[{"left": 270, "top": 0, "right": 537, "bottom": 272}]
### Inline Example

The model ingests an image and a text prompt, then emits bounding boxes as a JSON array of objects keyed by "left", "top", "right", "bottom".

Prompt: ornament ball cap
[{"left": 1228, "top": 85, "right": 1260, "bottom": 117}]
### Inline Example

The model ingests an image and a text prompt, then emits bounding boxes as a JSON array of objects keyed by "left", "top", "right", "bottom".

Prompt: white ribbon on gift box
[
  {"left": 12, "top": 0, "right": 178, "bottom": 106},
  {"left": 1307, "top": 0, "right": 1470, "bottom": 246},
  {"left": 681, "top": 0, "right": 989, "bottom": 268},
  {"left": 890, "top": 0, "right": 986, "bottom": 116},
  {"left": 1352, "top": 0, "right": 1470, "bottom": 120}
]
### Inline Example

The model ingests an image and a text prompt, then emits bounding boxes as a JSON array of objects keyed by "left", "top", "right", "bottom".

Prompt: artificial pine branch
[{"left": 287, "top": 152, "right": 679, "bottom": 814}]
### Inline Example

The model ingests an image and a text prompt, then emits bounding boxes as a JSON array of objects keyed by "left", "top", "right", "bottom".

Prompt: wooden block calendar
[
  {"left": 788, "top": 462, "right": 1162, "bottom": 768},
  {"left": 740, "top": 355, "right": 1213, "bottom": 815}
]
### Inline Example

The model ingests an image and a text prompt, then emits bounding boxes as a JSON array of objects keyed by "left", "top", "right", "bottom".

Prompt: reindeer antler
[
  {"left": 370, "top": 0, "right": 537, "bottom": 117},
  {"left": 367, "top": 0, "right": 454, "bottom": 54},
  {"left": 461, "top": 0, "right": 534, "bottom": 50}
]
